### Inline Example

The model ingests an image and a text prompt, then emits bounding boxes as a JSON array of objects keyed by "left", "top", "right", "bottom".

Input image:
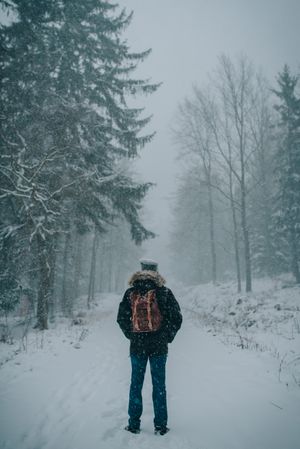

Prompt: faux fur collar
[{"left": 128, "top": 270, "right": 166, "bottom": 287}]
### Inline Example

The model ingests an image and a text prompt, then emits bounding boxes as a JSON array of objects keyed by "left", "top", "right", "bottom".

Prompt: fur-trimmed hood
[{"left": 128, "top": 270, "right": 166, "bottom": 288}]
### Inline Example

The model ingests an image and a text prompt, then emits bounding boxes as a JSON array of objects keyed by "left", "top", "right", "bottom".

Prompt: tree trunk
[
  {"left": 229, "top": 175, "right": 242, "bottom": 293},
  {"left": 73, "top": 233, "right": 83, "bottom": 300},
  {"left": 239, "top": 115, "right": 252, "bottom": 292},
  {"left": 227, "top": 134, "right": 242, "bottom": 293},
  {"left": 35, "top": 235, "right": 52, "bottom": 330},
  {"left": 258, "top": 139, "right": 274, "bottom": 277},
  {"left": 61, "top": 231, "right": 72, "bottom": 316},
  {"left": 207, "top": 175, "right": 217, "bottom": 284},
  {"left": 290, "top": 227, "right": 300, "bottom": 283},
  {"left": 98, "top": 240, "right": 104, "bottom": 293},
  {"left": 115, "top": 262, "right": 122, "bottom": 293},
  {"left": 107, "top": 230, "right": 113, "bottom": 292},
  {"left": 87, "top": 228, "right": 99, "bottom": 308},
  {"left": 262, "top": 204, "right": 274, "bottom": 277},
  {"left": 48, "top": 238, "right": 57, "bottom": 322},
  {"left": 241, "top": 187, "right": 252, "bottom": 292}
]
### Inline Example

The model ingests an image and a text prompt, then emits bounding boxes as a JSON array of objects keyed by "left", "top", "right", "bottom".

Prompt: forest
[
  {"left": 170, "top": 56, "right": 300, "bottom": 292},
  {"left": 0, "top": 1, "right": 300, "bottom": 333}
]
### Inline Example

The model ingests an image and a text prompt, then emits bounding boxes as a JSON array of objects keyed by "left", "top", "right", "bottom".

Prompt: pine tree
[
  {"left": 0, "top": 0, "right": 157, "bottom": 328},
  {"left": 273, "top": 65, "right": 300, "bottom": 283}
]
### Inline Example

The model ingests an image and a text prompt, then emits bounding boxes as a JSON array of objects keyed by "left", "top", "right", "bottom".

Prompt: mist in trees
[
  {"left": 170, "top": 56, "right": 300, "bottom": 291},
  {"left": 0, "top": 0, "right": 158, "bottom": 330}
]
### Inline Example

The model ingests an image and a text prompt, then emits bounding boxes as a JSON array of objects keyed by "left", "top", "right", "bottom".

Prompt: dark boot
[
  {"left": 154, "top": 426, "right": 170, "bottom": 435},
  {"left": 125, "top": 425, "right": 140, "bottom": 434}
]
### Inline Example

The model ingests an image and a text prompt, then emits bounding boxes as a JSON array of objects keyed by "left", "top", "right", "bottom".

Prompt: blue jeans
[{"left": 128, "top": 354, "right": 168, "bottom": 429}]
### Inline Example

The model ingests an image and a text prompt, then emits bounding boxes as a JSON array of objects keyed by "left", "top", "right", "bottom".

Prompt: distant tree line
[
  {"left": 0, "top": 0, "right": 157, "bottom": 329},
  {"left": 171, "top": 56, "right": 300, "bottom": 291}
]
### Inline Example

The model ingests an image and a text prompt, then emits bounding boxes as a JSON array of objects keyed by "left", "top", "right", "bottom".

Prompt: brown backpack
[{"left": 130, "top": 289, "right": 162, "bottom": 333}]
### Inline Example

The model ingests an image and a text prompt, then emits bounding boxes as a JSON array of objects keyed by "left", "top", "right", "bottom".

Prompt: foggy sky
[{"left": 121, "top": 0, "right": 300, "bottom": 273}]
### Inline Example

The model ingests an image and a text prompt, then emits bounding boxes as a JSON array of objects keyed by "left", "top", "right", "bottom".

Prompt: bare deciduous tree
[
  {"left": 174, "top": 94, "right": 218, "bottom": 284},
  {"left": 215, "top": 55, "right": 255, "bottom": 292}
]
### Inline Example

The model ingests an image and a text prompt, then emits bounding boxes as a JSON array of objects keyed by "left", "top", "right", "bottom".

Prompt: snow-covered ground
[
  {"left": 178, "top": 276, "right": 300, "bottom": 388},
  {"left": 0, "top": 280, "right": 300, "bottom": 449}
]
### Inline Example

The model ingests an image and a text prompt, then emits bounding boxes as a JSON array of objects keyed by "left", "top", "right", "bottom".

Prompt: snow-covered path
[{"left": 0, "top": 296, "right": 300, "bottom": 449}]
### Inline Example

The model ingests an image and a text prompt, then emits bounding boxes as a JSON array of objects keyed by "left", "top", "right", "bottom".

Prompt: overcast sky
[{"left": 119, "top": 0, "right": 300, "bottom": 272}]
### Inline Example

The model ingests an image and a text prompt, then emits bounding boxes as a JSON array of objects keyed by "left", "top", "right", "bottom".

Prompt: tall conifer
[
  {"left": 273, "top": 65, "right": 300, "bottom": 283},
  {"left": 0, "top": 1, "right": 157, "bottom": 328}
]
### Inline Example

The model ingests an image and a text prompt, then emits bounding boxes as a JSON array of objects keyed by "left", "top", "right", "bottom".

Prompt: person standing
[{"left": 117, "top": 259, "right": 182, "bottom": 435}]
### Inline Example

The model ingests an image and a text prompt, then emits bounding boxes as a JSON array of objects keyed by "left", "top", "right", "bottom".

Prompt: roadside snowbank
[{"left": 178, "top": 277, "right": 300, "bottom": 388}]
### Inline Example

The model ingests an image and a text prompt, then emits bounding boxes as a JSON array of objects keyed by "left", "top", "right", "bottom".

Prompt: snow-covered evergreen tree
[
  {"left": 272, "top": 65, "right": 300, "bottom": 283},
  {"left": 0, "top": 0, "right": 157, "bottom": 328}
]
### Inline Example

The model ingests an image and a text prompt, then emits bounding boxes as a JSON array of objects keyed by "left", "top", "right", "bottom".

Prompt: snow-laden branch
[{"left": 29, "top": 147, "right": 62, "bottom": 182}]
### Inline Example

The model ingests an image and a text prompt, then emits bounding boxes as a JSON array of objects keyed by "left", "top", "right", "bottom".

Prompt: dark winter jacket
[{"left": 117, "top": 271, "right": 182, "bottom": 356}]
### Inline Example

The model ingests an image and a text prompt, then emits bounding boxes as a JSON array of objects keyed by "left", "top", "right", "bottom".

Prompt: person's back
[{"left": 117, "top": 259, "right": 182, "bottom": 435}]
